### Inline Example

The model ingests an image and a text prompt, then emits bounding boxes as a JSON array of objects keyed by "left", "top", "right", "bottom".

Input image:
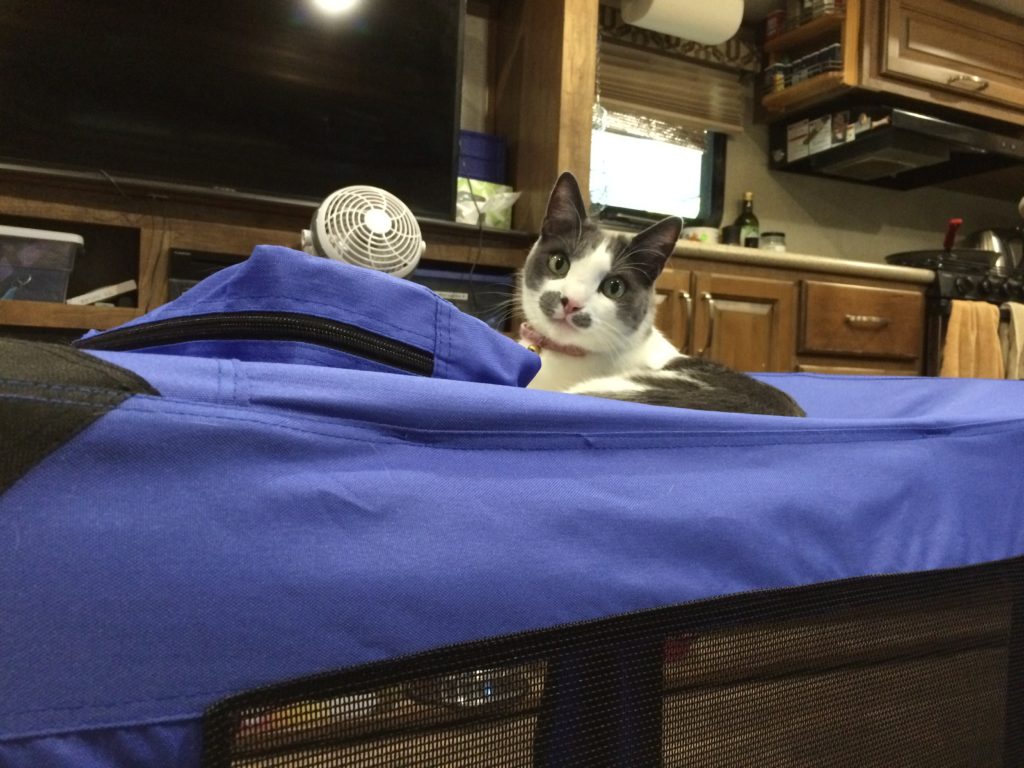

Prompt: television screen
[{"left": 0, "top": 0, "right": 464, "bottom": 220}]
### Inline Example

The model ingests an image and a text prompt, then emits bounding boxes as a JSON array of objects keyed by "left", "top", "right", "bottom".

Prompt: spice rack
[{"left": 761, "top": 0, "right": 860, "bottom": 114}]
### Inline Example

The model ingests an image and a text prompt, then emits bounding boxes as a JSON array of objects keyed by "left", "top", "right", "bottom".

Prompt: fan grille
[{"left": 318, "top": 186, "right": 423, "bottom": 277}]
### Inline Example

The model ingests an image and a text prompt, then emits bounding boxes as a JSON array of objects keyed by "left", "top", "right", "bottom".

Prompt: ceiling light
[{"left": 311, "top": 0, "right": 359, "bottom": 15}]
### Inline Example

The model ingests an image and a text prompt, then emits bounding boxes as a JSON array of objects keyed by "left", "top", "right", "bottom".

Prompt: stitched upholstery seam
[{"left": 99, "top": 398, "right": 1024, "bottom": 450}]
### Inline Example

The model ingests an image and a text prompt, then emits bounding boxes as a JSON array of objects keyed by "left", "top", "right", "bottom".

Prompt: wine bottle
[{"left": 734, "top": 191, "right": 760, "bottom": 248}]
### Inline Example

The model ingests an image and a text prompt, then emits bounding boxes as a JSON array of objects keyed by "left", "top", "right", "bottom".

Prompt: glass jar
[{"left": 761, "top": 232, "right": 786, "bottom": 252}]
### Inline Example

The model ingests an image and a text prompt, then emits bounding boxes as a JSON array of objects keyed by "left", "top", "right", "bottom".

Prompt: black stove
[
  {"left": 933, "top": 270, "right": 1024, "bottom": 302},
  {"left": 885, "top": 250, "right": 1023, "bottom": 301},
  {"left": 886, "top": 249, "right": 1019, "bottom": 375}
]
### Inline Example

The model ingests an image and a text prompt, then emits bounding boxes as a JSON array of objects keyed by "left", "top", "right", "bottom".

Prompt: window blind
[{"left": 597, "top": 41, "right": 746, "bottom": 134}]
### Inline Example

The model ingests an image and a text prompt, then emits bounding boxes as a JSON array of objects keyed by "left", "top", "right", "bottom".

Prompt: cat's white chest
[
  {"left": 524, "top": 348, "right": 609, "bottom": 392},
  {"left": 523, "top": 329, "right": 679, "bottom": 392}
]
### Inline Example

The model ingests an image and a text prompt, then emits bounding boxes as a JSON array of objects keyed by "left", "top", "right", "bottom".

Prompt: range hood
[{"left": 769, "top": 106, "right": 1024, "bottom": 191}]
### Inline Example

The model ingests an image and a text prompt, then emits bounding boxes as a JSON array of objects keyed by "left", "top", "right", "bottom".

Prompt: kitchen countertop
[{"left": 672, "top": 241, "right": 935, "bottom": 285}]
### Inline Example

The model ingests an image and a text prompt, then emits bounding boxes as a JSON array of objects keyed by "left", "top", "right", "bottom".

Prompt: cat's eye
[
  {"left": 600, "top": 277, "right": 626, "bottom": 299},
  {"left": 547, "top": 253, "right": 570, "bottom": 276}
]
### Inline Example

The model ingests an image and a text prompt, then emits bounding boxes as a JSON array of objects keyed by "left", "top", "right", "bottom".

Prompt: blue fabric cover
[
  {"left": 2, "top": 246, "right": 1023, "bottom": 766},
  {"left": 78, "top": 246, "right": 541, "bottom": 387}
]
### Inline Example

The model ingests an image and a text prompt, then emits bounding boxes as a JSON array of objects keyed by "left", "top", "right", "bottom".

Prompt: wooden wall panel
[{"left": 494, "top": 0, "right": 598, "bottom": 233}]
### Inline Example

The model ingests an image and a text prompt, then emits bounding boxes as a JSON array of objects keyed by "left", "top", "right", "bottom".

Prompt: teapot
[{"left": 966, "top": 227, "right": 1024, "bottom": 275}]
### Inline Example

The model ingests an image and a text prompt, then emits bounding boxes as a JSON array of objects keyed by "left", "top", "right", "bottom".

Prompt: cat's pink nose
[{"left": 561, "top": 297, "right": 583, "bottom": 315}]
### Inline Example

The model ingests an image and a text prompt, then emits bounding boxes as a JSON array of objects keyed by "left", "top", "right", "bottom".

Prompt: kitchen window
[
  {"left": 592, "top": 30, "right": 744, "bottom": 230},
  {"left": 590, "top": 106, "right": 724, "bottom": 228}
]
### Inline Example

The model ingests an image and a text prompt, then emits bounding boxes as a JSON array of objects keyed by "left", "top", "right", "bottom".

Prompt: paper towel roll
[{"left": 621, "top": 0, "right": 743, "bottom": 45}]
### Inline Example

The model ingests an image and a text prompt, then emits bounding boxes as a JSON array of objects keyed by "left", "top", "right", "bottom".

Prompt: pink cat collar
[{"left": 520, "top": 322, "right": 586, "bottom": 357}]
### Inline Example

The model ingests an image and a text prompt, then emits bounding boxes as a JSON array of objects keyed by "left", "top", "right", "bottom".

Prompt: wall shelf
[
  {"left": 763, "top": 14, "right": 845, "bottom": 56},
  {"left": 0, "top": 170, "right": 534, "bottom": 338},
  {"left": 762, "top": 71, "right": 847, "bottom": 112},
  {"left": 0, "top": 301, "right": 141, "bottom": 331}
]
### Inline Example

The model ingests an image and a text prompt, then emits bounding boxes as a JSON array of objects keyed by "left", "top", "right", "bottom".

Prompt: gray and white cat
[{"left": 518, "top": 172, "right": 805, "bottom": 417}]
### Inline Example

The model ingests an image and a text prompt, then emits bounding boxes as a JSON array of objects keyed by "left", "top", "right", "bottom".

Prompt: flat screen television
[{"left": 0, "top": 0, "right": 464, "bottom": 221}]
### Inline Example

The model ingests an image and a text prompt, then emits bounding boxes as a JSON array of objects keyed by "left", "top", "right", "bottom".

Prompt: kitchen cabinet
[
  {"left": 656, "top": 251, "right": 928, "bottom": 375},
  {"left": 870, "top": 0, "right": 1024, "bottom": 113},
  {"left": 656, "top": 267, "right": 798, "bottom": 373},
  {"left": 761, "top": 0, "right": 1024, "bottom": 126},
  {"left": 692, "top": 272, "right": 798, "bottom": 373},
  {"left": 798, "top": 280, "right": 925, "bottom": 373}
]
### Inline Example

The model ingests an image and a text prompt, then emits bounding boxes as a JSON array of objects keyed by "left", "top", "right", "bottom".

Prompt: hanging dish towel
[
  {"left": 999, "top": 301, "right": 1024, "bottom": 380},
  {"left": 940, "top": 300, "right": 1004, "bottom": 378}
]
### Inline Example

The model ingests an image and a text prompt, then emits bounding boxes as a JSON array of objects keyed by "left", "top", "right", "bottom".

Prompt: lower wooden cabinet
[
  {"left": 655, "top": 268, "right": 695, "bottom": 357},
  {"left": 692, "top": 272, "right": 796, "bottom": 374},
  {"left": 656, "top": 260, "right": 927, "bottom": 375},
  {"left": 656, "top": 268, "right": 797, "bottom": 373},
  {"left": 799, "top": 281, "right": 924, "bottom": 360}
]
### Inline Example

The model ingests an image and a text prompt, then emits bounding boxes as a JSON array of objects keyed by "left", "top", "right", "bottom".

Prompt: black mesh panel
[
  {"left": 0, "top": 337, "right": 159, "bottom": 494},
  {"left": 203, "top": 556, "right": 1023, "bottom": 767}
]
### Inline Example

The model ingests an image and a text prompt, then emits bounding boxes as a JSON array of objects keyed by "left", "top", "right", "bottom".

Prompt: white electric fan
[{"left": 301, "top": 186, "right": 425, "bottom": 278}]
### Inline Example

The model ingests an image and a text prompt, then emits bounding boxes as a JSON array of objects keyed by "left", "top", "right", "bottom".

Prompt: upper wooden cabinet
[
  {"left": 761, "top": 0, "right": 1024, "bottom": 126},
  {"left": 873, "top": 0, "right": 1024, "bottom": 113}
]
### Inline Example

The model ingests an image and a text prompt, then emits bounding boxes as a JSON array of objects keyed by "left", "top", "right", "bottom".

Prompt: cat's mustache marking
[
  {"left": 539, "top": 291, "right": 592, "bottom": 328},
  {"left": 539, "top": 291, "right": 562, "bottom": 318}
]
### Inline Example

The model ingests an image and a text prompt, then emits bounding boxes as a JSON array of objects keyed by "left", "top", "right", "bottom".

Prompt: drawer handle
[
  {"left": 947, "top": 74, "right": 989, "bottom": 92},
  {"left": 698, "top": 292, "right": 715, "bottom": 357},
  {"left": 682, "top": 291, "right": 694, "bottom": 353},
  {"left": 845, "top": 314, "right": 890, "bottom": 329}
]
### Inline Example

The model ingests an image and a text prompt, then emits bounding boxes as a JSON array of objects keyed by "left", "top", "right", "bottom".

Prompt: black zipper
[{"left": 74, "top": 311, "right": 435, "bottom": 376}]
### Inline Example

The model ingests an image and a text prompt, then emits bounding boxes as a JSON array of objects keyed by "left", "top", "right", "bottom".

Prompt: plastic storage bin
[
  {"left": 407, "top": 265, "right": 515, "bottom": 331},
  {"left": 0, "top": 225, "right": 82, "bottom": 302},
  {"left": 458, "top": 130, "right": 507, "bottom": 184}
]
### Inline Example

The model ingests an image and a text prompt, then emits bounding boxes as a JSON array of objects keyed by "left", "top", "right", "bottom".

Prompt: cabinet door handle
[
  {"left": 947, "top": 74, "right": 989, "bottom": 92},
  {"left": 682, "top": 291, "right": 693, "bottom": 352},
  {"left": 697, "top": 292, "right": 715, "bottom": 357},
  {"left": 845, "top": 314, "right": 890, "bottom": 329}
]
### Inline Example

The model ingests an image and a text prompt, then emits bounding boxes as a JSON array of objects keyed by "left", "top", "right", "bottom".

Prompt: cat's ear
[
  {"left": 540, "top": 172, "right": 588, "bottom": 242},
  {"left": 623, "top": 216, "right": 682, "bottom": 282}
]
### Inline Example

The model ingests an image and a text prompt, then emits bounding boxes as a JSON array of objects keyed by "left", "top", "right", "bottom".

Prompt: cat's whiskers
[
  {"left": 587, "top": 319, "right": 633, "bottom": 358},
  {"left": 487, "top": 297, "right": 521, "bottom": 325}
]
